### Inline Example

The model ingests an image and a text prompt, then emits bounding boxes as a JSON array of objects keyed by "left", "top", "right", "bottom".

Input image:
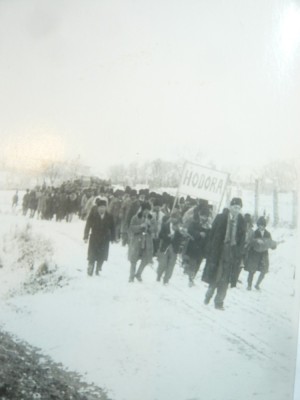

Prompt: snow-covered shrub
[
  {"left": 1, "top": 223, "right": 54, "bottom": 272},
  {"left": 0, "top": 223, "right": 70, "bottom": 296}
]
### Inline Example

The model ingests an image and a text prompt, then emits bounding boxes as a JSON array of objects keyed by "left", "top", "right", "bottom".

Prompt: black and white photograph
[{"left": 0, "top": 1, "right": 299, "bottom": 400}]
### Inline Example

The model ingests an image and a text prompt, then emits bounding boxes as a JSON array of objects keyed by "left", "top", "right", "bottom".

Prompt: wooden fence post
[{"left": 254, "top": 179, "right": 259, "bottom": 220}]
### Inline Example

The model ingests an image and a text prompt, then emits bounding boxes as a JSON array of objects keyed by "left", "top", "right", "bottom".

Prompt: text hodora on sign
[{"left": 182, "top": 169, "right": 225, "bottom": 194}]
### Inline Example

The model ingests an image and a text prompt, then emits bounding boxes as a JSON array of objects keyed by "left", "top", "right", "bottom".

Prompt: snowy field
[{"left": 0, "top": 190, "right": 299, "bottom": 400}]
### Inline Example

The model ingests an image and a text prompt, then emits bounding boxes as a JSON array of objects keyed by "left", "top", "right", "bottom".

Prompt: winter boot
[
  {"left": 215, "top": 303, "right": 225, "bottom": 310},
  {"left": 87, "top": 262, "right": 94, "bottom": 276}
]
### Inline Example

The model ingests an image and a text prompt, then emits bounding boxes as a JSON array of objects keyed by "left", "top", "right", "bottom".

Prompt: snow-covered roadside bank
[
  {"left": 0, "top": 212, "right": 298, "bottom": 400},
  {"left": 0, "top": 329, "right": 111, "bottom": 400}
]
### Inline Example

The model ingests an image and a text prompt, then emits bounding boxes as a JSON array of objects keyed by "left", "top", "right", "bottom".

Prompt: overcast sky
[{"left": 0, "top": 0, "right": 299, "bottom": 176}]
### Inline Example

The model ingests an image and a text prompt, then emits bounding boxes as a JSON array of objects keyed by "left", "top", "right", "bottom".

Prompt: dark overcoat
[
  {"left": 244, "top": 229, "right": 273, "bottom": 274},
  {"left": 158, "top": 222, "right": 183, "bottom": 254},
  {"left": 84, "top": 206, "right": 115, "bottom": 263},
  {"left": 202, "top": 210, "right": 245, "bottom": 284},
  {"left": 184, "top": 219, "right": 210, "bottom": 261}
]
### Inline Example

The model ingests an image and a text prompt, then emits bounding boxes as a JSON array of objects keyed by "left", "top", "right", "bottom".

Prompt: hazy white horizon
[{"left": 0, "top": 0, "right": 299, "bottom": 177}]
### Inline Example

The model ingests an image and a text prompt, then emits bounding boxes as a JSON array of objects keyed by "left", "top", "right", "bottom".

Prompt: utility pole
[{"left": 254, "top": 179, "right": 260, "bottom": 220}]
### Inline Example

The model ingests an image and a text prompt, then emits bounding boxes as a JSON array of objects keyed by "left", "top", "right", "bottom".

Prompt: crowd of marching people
[{"left": 15, "top": 179, "right": 278, "bottom": 311}]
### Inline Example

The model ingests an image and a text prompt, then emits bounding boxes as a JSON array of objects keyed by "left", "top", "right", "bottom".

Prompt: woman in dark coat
[
  {"left": 245, "top": 216, "right": 276, "bottom": 290},
  {"left": 84, "top": 199, "right": 115, "bottom": 276}
]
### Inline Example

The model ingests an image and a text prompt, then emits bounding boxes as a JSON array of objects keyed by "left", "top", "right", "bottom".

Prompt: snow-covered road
[{"left": 0, "top": 205, "right": 299, "bottom": 400}]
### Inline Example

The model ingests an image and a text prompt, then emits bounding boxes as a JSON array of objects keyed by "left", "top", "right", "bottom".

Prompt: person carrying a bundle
[{"left": 245, "top": 216, "right": 277, "bottom": 291}]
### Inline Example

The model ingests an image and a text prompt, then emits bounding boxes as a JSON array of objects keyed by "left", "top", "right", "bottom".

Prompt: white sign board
[{"left": 177, "top": 162, "right": 229, "bottom": 209}]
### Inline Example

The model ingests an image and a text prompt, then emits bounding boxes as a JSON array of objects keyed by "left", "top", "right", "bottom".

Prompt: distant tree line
[
  {"left": 107, "top": 158, "right": 299, "bottom": 192},
  {"left": 1, "top": 153, "right": 298, "bottom": 193},
  {"left": 107, "top": 159, "right": 185, "bottom": 188}
]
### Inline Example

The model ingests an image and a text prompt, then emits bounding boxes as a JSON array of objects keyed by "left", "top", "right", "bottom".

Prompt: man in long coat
[
  {"left": 84, "top": 199, "right": 115, "bottom": 276},
  {"left": 202, "top": 198, "right": 245, "bottom": 310}
]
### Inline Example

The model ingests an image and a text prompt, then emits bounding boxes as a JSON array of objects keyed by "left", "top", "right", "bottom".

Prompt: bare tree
[
  {"left": 65, "top": 156, "right": 90, "bottom": 181},
  {"left": 108, "top": 164, "right": 126, "bottom": 184},
  {"left": 259, "top": 159, "right": 299, "bottom": 191},
  {"left": 41, "top": 162, "right": 64, "bottom": 186}
]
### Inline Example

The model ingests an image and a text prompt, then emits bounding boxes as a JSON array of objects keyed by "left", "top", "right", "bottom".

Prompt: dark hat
[
  {"left": 96, "top": 199, "right": 107, "bottom": 207},
  {"left": 230, "top": 197, "right": 243, "bottom": 207},
  {"left": 198, "top": 204, "right": 210, "bottom": 217},
  {"left": 257, "top": 216, "right": 267, "bottom": 227},
  {"left": 130, "top": 189, "right": 137, "bottom": 197},
  {"left": 198, "top": 198, "right": 209, "bottom": 207}
]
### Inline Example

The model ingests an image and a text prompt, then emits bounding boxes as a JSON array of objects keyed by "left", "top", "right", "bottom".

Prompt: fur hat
[
  {"left": 96, "top": 199, "right": 107, "bottom": 207},
  {"left": 198, "top": 204, "right": 210, "bottom": 217},
  {"left": 230, "top": 197, "right": 243, "bottom": 207},
  {"left": 130, "top": 189, "right": 137, "bottom": 197},
  {"left": 256, "top": 216, "right": 267, "bottom": 227}
]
